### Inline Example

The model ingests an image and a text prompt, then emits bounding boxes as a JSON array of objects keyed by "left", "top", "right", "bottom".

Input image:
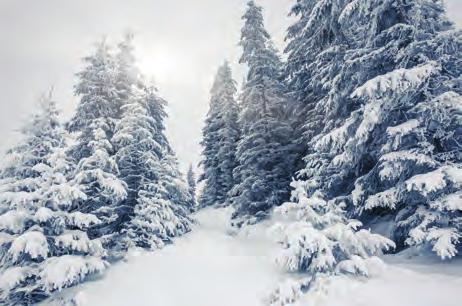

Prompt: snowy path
[
  {"left": 64, "top": 208, "right": 280, "bottom": 306},
  {"left": 45, "top": 207, "right": 462, "bottom": 306}
]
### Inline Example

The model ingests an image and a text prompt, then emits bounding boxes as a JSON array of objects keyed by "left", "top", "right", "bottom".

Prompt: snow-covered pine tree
[
  {"left": 199, "top": 61, "right": 240, "bottom": 207},
  {"left": 268, "top": 183, "right": 395, "bottom": 306},
  {"left": 230, "top": 1, "right": 296, "bottom": 226},
  {"left": 68, "top": 39, "right": 127, "bottom": 245},
  {"left": 187, "top": 164, "right": 197, "bottom": 210},
  {"left": 110, "top": 34, "right": 146, "bottom": 238},
  {"left": 112, "top": 33, "right": 193, "bottom": 249},
  {"left": 0, "top": 97, "right": 106, "bottom": 305},
  {"left": 122, "top": 152, "right": 192, "bottom": 250},
  {"left": 113, "top": 77, "right": 192, "bottom": 249},
  {"left": 284, "top": 0, "right": 349, "bottom": 179},
  {"left": 285, "top": 0, "right": 461, "bottom": 257},
  {"left": 112, "top": 84, "right": 161, "bottom": 250}
]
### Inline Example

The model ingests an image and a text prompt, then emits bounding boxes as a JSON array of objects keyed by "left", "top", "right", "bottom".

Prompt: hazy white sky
[{"left": 0, "top": 0, "right": 460, "bottom": 171}]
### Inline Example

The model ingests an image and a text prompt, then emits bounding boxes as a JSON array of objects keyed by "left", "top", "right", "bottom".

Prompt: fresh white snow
[
  {"left": 45, "top": 207, "right": 281, "bottom": 306},
  {"left": 43, "top": 207, "right": 462, "bottom": 306},
  {"left": 296, "top": 255, "right": 462, "bottom": 306}
]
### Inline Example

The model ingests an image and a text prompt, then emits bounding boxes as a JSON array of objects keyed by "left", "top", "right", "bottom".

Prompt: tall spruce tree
[
  {"left": 113, "top": 85, "right": 160, "bottom": 250},
  {"left": 0, "top": 97, "right": 106, "bottom": 305},
  {"left": 284, "top": 0, "right": 348, "bottom": 177},
  {"left": 230, "top": 1, "right": 296, "bottom": 226},
  {"left": 111, "top": 35, "right": 192, "bottom": 251},
  {"left": 111, "top": 34, "right": 145, "bottom": 237},
  {"left": 114, "top": 86, "right": 191, "bottom": 250},
  {"left": 284, "top": 0, "right": 461, "bottom": 258},
  {"left": 339, "top": 0, "right": 462, "bottom": 258},
  {"left": 200, "top": 62, "right": 240, "bottom": 207},
  {"left": 69, "top": 40, "right": 127, "bottom": 244}
]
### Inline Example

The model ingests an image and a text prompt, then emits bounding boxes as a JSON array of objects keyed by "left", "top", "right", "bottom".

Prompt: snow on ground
[
  {"left": 43, "top": 207, "right": 462, "bottom": 306},
  {"left": 45, "top": 207, "right": 282, "bottom": 306},
  {"left": 294, "top": 254, "right": 462, "bottom": 306}
]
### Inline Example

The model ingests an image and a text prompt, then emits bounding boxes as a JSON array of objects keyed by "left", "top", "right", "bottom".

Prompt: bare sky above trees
[{"left": 0, "top": 0, "right": 460, "bottom": 170}]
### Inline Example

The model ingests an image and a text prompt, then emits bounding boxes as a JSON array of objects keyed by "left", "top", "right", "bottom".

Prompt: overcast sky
[{"left": 0, "top": 0, "right": 461, "bottom": 172}]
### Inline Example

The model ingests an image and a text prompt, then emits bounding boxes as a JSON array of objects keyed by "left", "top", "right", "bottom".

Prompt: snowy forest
[{"left": 0, "top": 0, "right": 461, "bottom": 305}]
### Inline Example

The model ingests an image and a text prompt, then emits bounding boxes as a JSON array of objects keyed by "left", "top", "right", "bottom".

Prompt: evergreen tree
[
  {"left": 284, "top": 0, "right": 348, "bottom": 177},
  {"left": 187, "top": 164, "right": 197, "bottom": 210},
  {"left": 0, "top": 97, "right": 106, "bottom": 305},
  {"left": 121, "top": 153, "right": 192, "bottom": 250},
  {"left": 113, "top": 78, "right": 192, "bottom": 251},
  {"left": 109, "top": 31, "right": 193, "bottom": 251},
  {"left": 269, "top": 184, "right": 394, "bottom": 305},
  {"left": 270, "top": 1, "right": 460, "bottom": 302},
  {"left": 69, "top": 40, "right": 127, "bottom": 244},
  {"left": 200, "top": 62, "right": 240, "bottom": 207},
  {"left": 285, "top": 0, "right": 461, "bottom": 257},
  {"left": 111, "top": 34, "right": 147, "bottom": 237},
  {"left": 112, "top": 85, "right": 161, "bottom": 249},
  {"left": 230, "top": 1, "right": 296, "bottom": 226}
]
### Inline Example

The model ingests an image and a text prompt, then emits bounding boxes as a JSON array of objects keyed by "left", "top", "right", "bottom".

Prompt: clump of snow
[
  {"left": 339, "top": 0, "right": 364, "bottom": 23},
  {"left": 74, "top": 168, "right": 127, "bottom": 201},
  {"left": 405, "top": 168, "right": 447, "bottom": 196},
  {"left": 378, "top": 151, "right": 436, "bottom": 181},
  {"left": 0, "top": 210, "right": 30, "bottom": 233},
  {"left": 66, "top": 212, "right": 101, "bottom": 229},
  {"left": 413, "top": 91, "right": 462, "bottom": 121},
  {"left": 46, "top": 183, "right": 87, "bottom": 209},
  {"left": 351, "top": 62, "right": 439, "bottom": 98},
  {"left": 315, "top": 115, "right": 357, "bottom": 152},
  {"left": 40, "top": 255, "right": 108, "bottom": 292},
  {"left": 332, "top": 151, "right": 353, "bottom": 167},
  {"left": 405, "top": 166, "right": 461, "bottom": 197},
  {"left": 267, "top": 277, "right": 310, "bottom": 306},
  {"left": 387, "top": 119, "right": 420, "bottom": 136},
  {"left": 0, "top": 190, "right": 40, "bottom": 209},
  {"left": 0, "top": 266, "right": 35, "bottom": 291},
  {"left": 35, "top": 207, "right": 56, "bottom": 222},
  {"left": 365, "top": 188, "right": 398, "bottom": 210},
  {"left": 55, "top": 231, "right": 104, "bottom": 256},
  {"left": 426, "top": 228, "right": 460, "bottom": 259},
  {"left": 355, "top": 98, "right": 384, "bottom": 142},
  {"left": 32, "top": 162, "right": 52, "bottom": 174},
  {"left": 430, "top": 191, "right": 462, "bottom": 211},
  {"left": 445, "top": 166, "right": 462, "bottom": 184},
  {"left": 9, "top": 231, "right": 49, "bottom": 262}
]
